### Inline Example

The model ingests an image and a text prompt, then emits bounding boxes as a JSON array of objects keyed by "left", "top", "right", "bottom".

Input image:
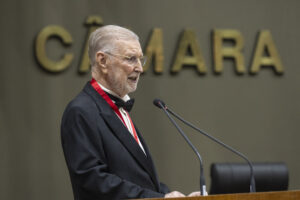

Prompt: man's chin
[{"left": 126, "top": 85, "right": 137, "bottom": 94}]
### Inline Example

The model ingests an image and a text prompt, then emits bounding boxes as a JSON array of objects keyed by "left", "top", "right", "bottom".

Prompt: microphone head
[{"left": 153, "top": 99, "right": 166, "bottom": 109}]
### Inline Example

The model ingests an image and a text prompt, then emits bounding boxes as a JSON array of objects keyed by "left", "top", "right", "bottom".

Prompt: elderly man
[{"left": 61, "top": 25, "right": 199, "bottom": 199}]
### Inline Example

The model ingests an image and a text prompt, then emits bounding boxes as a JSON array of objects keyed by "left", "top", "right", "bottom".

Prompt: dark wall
[{"left": 1, "top": 0, "right": 299, "bottom": 199}]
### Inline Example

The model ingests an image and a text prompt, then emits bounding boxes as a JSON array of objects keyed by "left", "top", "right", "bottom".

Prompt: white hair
[{"left": 88, "top": 25, "right": 139, "bottom": 67}]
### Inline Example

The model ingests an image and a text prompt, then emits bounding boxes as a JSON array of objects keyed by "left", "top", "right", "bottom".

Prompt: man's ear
[{"left": 95, "top": 51, "right": 108, "bottom": 74}]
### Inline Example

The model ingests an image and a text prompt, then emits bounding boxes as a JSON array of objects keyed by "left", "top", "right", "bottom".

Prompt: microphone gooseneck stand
[
  {"left": 154, "top": 99, "right": 208, "bottom": 196},
  {"left": 166, "top": 105, "right": 256, "bottom": 193}
]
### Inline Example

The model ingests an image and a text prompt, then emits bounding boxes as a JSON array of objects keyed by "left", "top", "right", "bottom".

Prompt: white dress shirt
[{"left": 98, "top": 83, "right": 146, "bottom": 154}]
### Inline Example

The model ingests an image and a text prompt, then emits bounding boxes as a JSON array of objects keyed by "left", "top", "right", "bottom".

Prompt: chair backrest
[{"left": 210, "top": 162, "right": 289, "bottom": 194}]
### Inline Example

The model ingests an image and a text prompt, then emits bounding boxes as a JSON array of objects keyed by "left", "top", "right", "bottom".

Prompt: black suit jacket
[{"left": 61, "top": 82, "right": 169, "bottom": 200}]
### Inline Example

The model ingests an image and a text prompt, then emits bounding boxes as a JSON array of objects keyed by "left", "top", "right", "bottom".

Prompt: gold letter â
[
  {"left": 213, "top": 29, "right": 245, "bottom": 74},
  {"left": 171, "top": 29, "right": 206, "bottom": 74},
  {"left": 143, "top": 28, "right": 164, "bottom": 73},
  {"left": 250, "top": 30, "right": 284, "bottom": 74},
  {"left": 35, "top": 25, "right": 73, "bottom": 72},
  {"left": 78, "top": 16, "right": 103, "bottom": 73}
]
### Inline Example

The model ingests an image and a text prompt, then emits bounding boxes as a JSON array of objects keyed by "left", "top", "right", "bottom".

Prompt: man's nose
[{"left": 134, "top": 61, "right": 144, "bottom": 73}]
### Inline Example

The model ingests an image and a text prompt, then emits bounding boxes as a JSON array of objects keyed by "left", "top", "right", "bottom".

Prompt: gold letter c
[{"left": 35, "top": 25, "right": 73, "bottom": 73}]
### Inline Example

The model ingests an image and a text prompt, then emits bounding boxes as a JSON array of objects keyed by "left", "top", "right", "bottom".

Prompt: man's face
[{"left": 104, "top": 39, "right": 144, "bottom": 97}]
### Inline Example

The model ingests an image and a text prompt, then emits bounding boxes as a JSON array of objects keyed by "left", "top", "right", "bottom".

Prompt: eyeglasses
[{"left": 105, "top": 52, "right": 147, "bottom": 66}]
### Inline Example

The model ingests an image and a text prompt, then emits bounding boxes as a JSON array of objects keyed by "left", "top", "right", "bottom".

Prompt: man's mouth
[{"left": 128, "top": 76, "right": 138, "bottom": 82}]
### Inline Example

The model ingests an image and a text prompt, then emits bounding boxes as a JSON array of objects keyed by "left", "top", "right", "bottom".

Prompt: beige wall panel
[{"left": 0, "top": 0, "right": 299, "bottom": 199}]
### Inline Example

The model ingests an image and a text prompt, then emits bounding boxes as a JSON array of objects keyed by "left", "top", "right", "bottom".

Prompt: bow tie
[{"left": 106, "top": 92, "right": 135, "bottom": 112}]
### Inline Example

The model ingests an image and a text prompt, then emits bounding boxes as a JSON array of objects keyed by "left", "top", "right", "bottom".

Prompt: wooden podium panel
[{"left": 138, "top": 190, "right": 300, "bottom": 200}]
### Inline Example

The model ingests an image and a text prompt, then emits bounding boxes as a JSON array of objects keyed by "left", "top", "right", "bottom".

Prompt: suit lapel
[
  {"left": 83, "top": 83, "right": 160, "bottom": 190},
  {"left": 135, "top": 126, "right": 161, "bottom": 191}
]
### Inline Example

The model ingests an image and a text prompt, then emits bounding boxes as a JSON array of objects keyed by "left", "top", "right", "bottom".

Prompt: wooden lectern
[{"left": 138, "top": 190, "right": 300, "bottom": 200}]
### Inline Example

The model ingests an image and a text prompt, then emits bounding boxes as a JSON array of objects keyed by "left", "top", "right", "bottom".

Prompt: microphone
[
  {"left": 157, "top": 99, "right": 256, "bottom": 193},
  {"left": 153, "top": 99, "right": 208, "bottom": 196}
]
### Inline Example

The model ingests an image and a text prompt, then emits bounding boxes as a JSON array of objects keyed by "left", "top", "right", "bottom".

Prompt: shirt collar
[{"left": 97, "top": 82, "right": 130, "bottom": 102}]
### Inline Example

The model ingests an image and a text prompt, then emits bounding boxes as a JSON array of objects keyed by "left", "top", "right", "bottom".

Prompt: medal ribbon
[{"left": 90, "top": 78, "right": 139, "bottom": 144}]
